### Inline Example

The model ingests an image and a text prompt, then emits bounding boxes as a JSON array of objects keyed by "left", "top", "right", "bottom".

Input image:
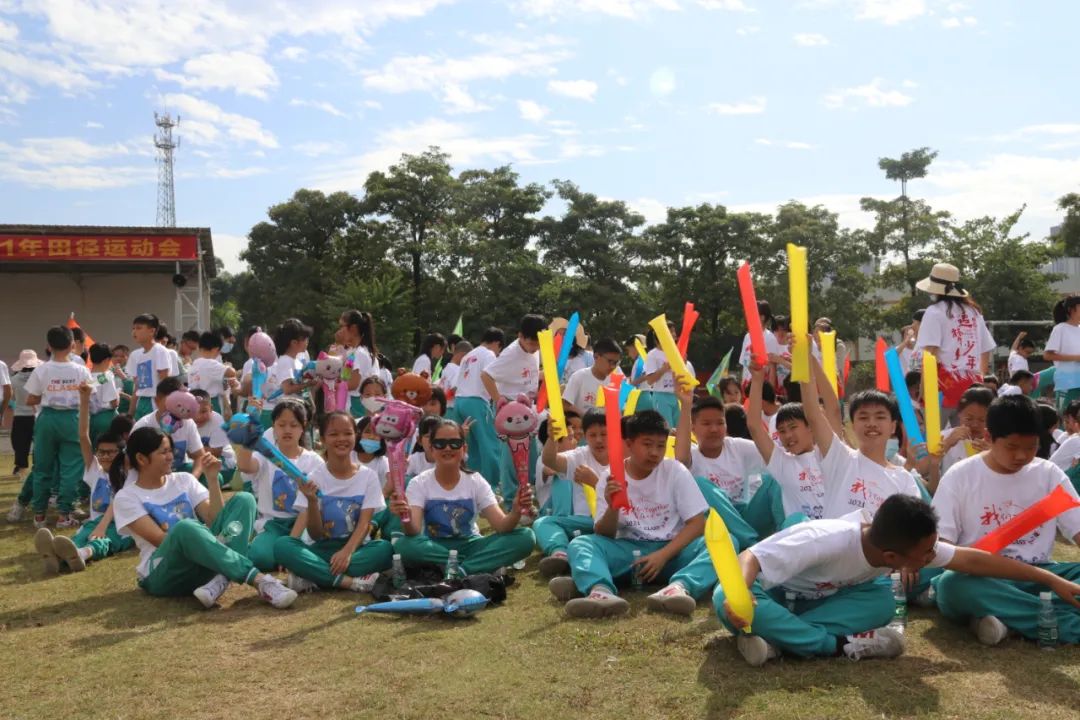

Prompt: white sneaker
[
  {"left": 258, "top": 576, "right": 298, "bottom": 609},
  {"left": 52, "top": 535, "right": 86, "bottom": 572},
  {"left": 842, "top": 627, "right": 906, "bottom": 660},
  {"left": 538, "top": 552, "right": 570, "bottom": 578},
  {"left": 645, "top": 583, "right": 697, "bottom": 616},
  {"left": 33, "top": 515, "right": 48, "bottom": 530},
  {"left": 737, "top": 634, "right": 779, "bottom": 667},
  {"left": 972, "top": 615, "right": 1009, "bottom": 646},
  {"left": 193, "top": 574, "right": 230, "bottom": 608},
  {"left": 55, "top": 515, "right": 81, "bottom": 530},
  {"left": 286, "top": 572, "right": 318, "bottom": 593},
  {"left": 34, "top": 528, "right": 60, "bottom": 575},
  {"left": 347, "top": 573, "right": 379, "bottom": 593},
  {"left": 565, "top": 589, "right": 630, "bottom": 619},
  {"left": 548, "top": 575, "right": 583, "bottom": 601},
  {"left": 7, "top": 502, "right": 27, "bottom": 523}
]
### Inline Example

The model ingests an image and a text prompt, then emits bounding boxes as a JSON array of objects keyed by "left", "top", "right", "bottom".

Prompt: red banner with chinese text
[{"left": 0, "top": 234, "right": 198, "bottom": 261}]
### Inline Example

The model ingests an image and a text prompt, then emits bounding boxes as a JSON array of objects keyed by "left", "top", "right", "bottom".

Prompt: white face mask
[
  {"left": 885, "top": 438, "right": 900, "bottom": 459},
  {"left": 221, "top": 342, "right": 234, "bottom": 354}
]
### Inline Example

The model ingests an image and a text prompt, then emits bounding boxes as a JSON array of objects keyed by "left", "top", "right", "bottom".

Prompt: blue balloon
[
  {"left": 884, "top": 348, "right": 926, "bottom": 453},
  {"left": 556, "top": 312, "right": 580, "bottom": 379}
]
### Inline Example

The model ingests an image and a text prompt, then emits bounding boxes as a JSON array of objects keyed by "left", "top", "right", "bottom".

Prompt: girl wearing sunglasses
[{"left": 393, "top": 418, "right": 535, "bottom": 574}]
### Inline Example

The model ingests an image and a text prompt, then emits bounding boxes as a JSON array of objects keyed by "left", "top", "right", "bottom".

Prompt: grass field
[{"left": 1, "top": 453, "right": 1078, "bottom": 720}]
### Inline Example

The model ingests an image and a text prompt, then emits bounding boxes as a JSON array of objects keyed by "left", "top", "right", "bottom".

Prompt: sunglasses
[{"left": 431, "top": 438, "right": 465, "bottom": 450}]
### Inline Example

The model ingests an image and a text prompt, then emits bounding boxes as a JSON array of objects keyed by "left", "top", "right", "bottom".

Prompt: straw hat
[
  {"left": 11, "top": 349, "right": 43, "bottom": 372},
  {"left": 548, "top": 317, "right": 589, "bottom": 348},
  {"left": 915, "top": 263, "right": 968, "bottom": 298}
]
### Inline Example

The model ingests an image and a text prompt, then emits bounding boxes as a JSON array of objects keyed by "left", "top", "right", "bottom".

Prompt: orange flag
[{"left": 67, "top": 313, "right": 95, "bottom": 367}]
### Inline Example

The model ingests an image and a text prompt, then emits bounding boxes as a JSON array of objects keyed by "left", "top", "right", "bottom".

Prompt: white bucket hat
[
  {"left": 915, "top": 262, "right": 968, "bottom": 298},
  {"left": 11, "top": 349, "right": 43, "bottom": 372}
]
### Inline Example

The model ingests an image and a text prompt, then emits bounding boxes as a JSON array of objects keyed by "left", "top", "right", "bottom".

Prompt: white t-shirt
[
  {"left": 247, "top": 449, "right": 325, "bottom": 530},
  {"left": 293, "top": 463, "right": 385, "bottom": 541},
  {"left": 941, "top": 426, "right": 979, "bottom": 473},
  {"left": 751, "top": 510, "right": 955, "bottom": 600},
  {"left": 406, "top": 452, "right": 435, "bottom": 479},
  {"left": 126, "top": 343, "right": 172, "bottom": 397},
  {"left": 412, "top": 354, "right": 433, "bottom": 377},
  {"left": 0, "top": 360, "right": 9, "bottom": 388},
  {"left": 405, "top": 469, "right": 497, "bottom": 538},
  {"left": 1048, "top": 434, "right": 1080, "bottom": 472},
  {"left": 934, "top": 454, "right": 1080, "bottom": 563},
  {"left": 644, "top": 348, "right": 676, "bottom": 393},
  {"left": 563, "top": 367, "right": 605, "bottom": 410},
  {"left": 264, "top": 354, "right": 302, "bottom": 410},
  {"left": 820, "top": 438, "right": 922, "bottom": 518},
  {"left": 132, "top": 412, "right": 204, "bottom": 470},
  {"left": 346, "top": 346, "right": 378, "bottom": 398},
  {"left": 187, "top": 357, "right": 227, "bottom": 397},
  {"left": 483, "top": 340, "right": 539, "bottom": 399},
  {"left": 439, "top": 363, "right": 460, "bottom": 395},
  {"left": 1045, "top": 322, "right": 1080, "bottom": 391},
  {"left": 88, "top": 369, "right": 119, "bottom": 414},
  {"left": 83, "top": 457, "right": 114, "bottom": 521},
  {"left": 360, "top": 454, "right": 390, "bottom": 488},
  {"left": 740, "top": 329, "right": 783, "bottom": 381},
  {"left": 114, "top": 472, "right": 209, "bottom": 578},
  {"left": 689, "top": 439, "right": 764, "bottom": 504},
  {"left": 25, "top": 359, "right": 92, "bottom": 409},
  {"left": 767, "top": 448, "right": 827, "bottom": 519},
  {"left": 196, "top": 412, "right": 236, "bottom": 469},
  {"left": 561, "top": 445, "right": 608, "bottom": 516},
  {"left": 1007, "top": 351, "right": 1029, "bottom": 376},
  {"left": 595, "top": 458, "right": 708, "bottom": 541},
  {"left": 166, "top": 347, "right": 182, "bottom": 377},
  {"left": 455, "top": 346, "right": 497, "bottom": 400},
  {"left": 562, "top": 354, "right": 588, "bottom": 384},
  {"left": 915, "top": 301, "right": 995, "bottom": 378}
]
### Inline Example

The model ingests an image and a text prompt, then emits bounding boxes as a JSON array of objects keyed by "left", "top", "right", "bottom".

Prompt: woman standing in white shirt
[
  {"left": 1044, "top": 295, "right": 1080, "bottom": 414},
  {"left": 337, "top": 310, "right": 380, "bottom": 419},
  {"left": 412, "top": 333, "right": 447, "bottom": 378},
  {"left": 914, "top": 263, "right": 996, "bottom": 420}
]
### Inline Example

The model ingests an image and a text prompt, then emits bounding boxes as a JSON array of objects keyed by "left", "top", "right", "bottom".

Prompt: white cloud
[
  {"left": 755, "top": 138, "right": 816, "bottom": 149},
  {"left": 548, "top": 79, "right": 599, "bottom": 101},
  {"left": 279, "top": 46, "right": 308, "bottom": 62},
  {"left": 84, "top": 120, "right": 103, "bottom": 129},
  {"left": 441, "top": 83, "right": 492, "bottom": 114},
  {"left": 855, "top": 0, "right": 926, "bottom": 25},
  {"left": 289, "top": 98, "right": 348, "bottom": 117},
  {"left": 154, "top": 51, "right": 278, "bottom": 98},
  {"left": 0, "top": 18, "right": 17, "bottom": 41},
  {"left": 698, "top": 0, "right": 753, "bottom": 10},
  {"left": 941, "top": 15, "right": 977, "bottom": 28},
  {"left": 708, "top": 96, "right": 766, "bottom": 115},
  {"left": 793, "top": 32, "right": 829, "bottom": 46},
  {"left": 822, "top": 78, "right": 912, "bottom": 109},
  {"left": 292, "top": 141, "right": 345, "bottom": 157},
  {"left": 628, "top": 197, "right": 669, "bottom": 224},
  {"left": 0, "top": 47, "right": 96, "bottom": 104},
  {"left": 210, "top": 166, "right": 269, "bottom": 179},
  {"left": 309, "top": 118, "right": 548, "bottom": 191},
  {"left": 0, "top": 136, "right": 153, "bottom": 189},
  {"left": 516, "top": 0, "right": 681, "bottom": 20},
  {"left": 649, "top": 67, "right": 676, "bottom": 97},
  {"left": 518, "top": 99, "right": 550, "bottom": 122},
  {"left": 164, "top": 93, "right": 278, "bottom": 148},
  {"left": 211, "top": 232, "right": 249, "bottom": 272},
  {"left": 983, "top": 123, "right": 1080, "bottom": 151}
]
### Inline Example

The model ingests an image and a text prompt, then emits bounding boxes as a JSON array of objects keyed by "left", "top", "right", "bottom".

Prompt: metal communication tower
[{"left": 154, "top": 112, "right": 179, "bottom": 227}]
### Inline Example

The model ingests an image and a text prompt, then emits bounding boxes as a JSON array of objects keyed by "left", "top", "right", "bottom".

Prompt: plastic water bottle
[
  {"left": 631, "top": 550, "right": 643, "bottom": 591},
  {"left": 390, "top": 553, "right": 406, "bottom": 590},
  {"left": 217, "top": 520, "right": 243, "bottom": 545},
  {"left": 1038, "top": 591, "right": 1058, "bottom": 650},
  {"left": 889, "top": 572, "right": 907, "bottom": 630},
  {"left": 571, "top": 530, "right": 582, "bottom": 539},
  {"left": 785, "top": 591, "right": 797, "bottom": 613},
  {"left": 445, "top": 549, "right": 463, "bottom": 581}
]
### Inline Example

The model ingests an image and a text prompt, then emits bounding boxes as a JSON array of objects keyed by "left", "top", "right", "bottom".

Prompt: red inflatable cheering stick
[
  {"left": 737, "top": 264, "right": 767, "bottom": 367},
  {"left": 603, "top": 385, "right": 631, "bottom": 511},
  {"left": 972, "top": 485, "right": 1080, "bottom": 554}
]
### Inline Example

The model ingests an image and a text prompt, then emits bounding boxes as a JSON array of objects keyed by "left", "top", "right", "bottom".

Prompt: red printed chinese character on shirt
[{"left": 980, "top": 505, "right": 1001, "bottom": 526}]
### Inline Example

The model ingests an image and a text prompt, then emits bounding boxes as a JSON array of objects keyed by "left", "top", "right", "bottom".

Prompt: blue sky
[{"left": 2, "top": 0, "right": 1079, "bottom": 272}]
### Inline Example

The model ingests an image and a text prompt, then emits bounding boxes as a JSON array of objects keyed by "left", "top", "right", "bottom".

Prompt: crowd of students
[{"left": 2, "top": 260, "right": 1079, "bottom": 665}]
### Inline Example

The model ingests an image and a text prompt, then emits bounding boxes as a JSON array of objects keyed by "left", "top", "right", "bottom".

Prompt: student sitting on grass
[
  {"left": 932, "top": 394, "right": 1080, "bottom": 646},
  {"left": 274, "top": 411, "right": 393, "bottom": 594},
  {"left": 392, "top": 418, "right": 535, "bottom": 575},
  {"left": 112, "top": 427, "right": 297, "bottom": 609},
  {"left": 553, "top": 410, "right": 717, "bottom": 618},
  {"left": 34, "top": 381, "right": 134, "bottom": 574},
  {"left": 716, "top": 494, "right": 1080, "bottom": 666},
  {"left": 191, "top": 389, "right": 237, "bottom": 489},
  {"left": 131, "top": 376, "right": 206, "bottom": 475}
]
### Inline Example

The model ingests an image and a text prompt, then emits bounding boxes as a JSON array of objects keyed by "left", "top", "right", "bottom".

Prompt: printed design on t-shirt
[
  {"left": 705, "top": 470, "right": 743, "bottom": 503},
  {"left": 425, "top": 498, "right": 475, "bottom": 538},
  {"left": 622, "top": 499, "right": 674, "bottom": 540},
  {"left": 948, "top": 310, "right": 979, "bottom": 371},
  {"left": 846, "top": 475, "right": 890, "bottom": 513},
  {"left": 171, "top": 440, "right": 188, "bottom": 470},
  {"left": 271, "top": 469, "right": 298, "bottom": 513},
  {"left": 143, "top": 493, "right": 195, "bottom": 531},
  {"left": 90, "top": 476, "right": 112, "bottom": 514},
  {"left": 979, "top": 500, "right": 1041, "bottom": 557},
  {"left": 797, "top": 468, "right": 826, "bottom": 519},
  {"left": 584, "top": 392, "right": 595, "bottom": 405},
  {"left": 320, "top": 494, "right": 366, "bottom": 539},
  {"left": 136, "top": 359, "right": 153, "bottom": 391}
]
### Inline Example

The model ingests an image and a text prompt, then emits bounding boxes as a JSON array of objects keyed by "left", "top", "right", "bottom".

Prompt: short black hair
[
  {"left": 428, "top": 386, "right": 447, "bottom": 415},
  {"left": 1018, "top": 338, "right": 1036, "bottom": 351},
  {"left": 691, "top": 395, "right": 725, "bottom": 420},
  {"left": 782, "top": 379, "right": 802, "bottom": 403},
  {"left": 869, "top": 495, "right": 939, "bottom": 554},
  {"left": 912, "top": 309, "right": 925, "bottom": 323},
  {"left": 775, "top": 402, "right": 807, "bottom": 427},
  {"left": 154, "top": 323, "right": 170, "bottom": 342},
  {"left": 189, "top": 388, "right": 211, "bottom": 402},
  {"left": 46, "top": 325, "right": 73, "bottom": 351},
  {"left": 1008, "top": 369, "right": 1035, "bottom": 385},
  {"left": 724, "top": 403, "right": 750, "bottom": 439},
  {"left": 848, "top": 389, "right": 900, "bottom": 423},
  {"left": 1037, "top": 402, "right": 1060, "bottom": 459},
  {"left": 622, "top": 409, "right": 669, "bottom": 439},
  {"left": 108, "top": 414, "right": 134, "bottom": 437},
  {"left": 447, "top": 333, "right": 463, "bottom": 347},
  {"left": 273, "top": 318, "right": 313, "bottom": 355},
  {"left": 986, "top": 395, "right": 1041, "bottom": 440},
  {"left": 771, "top": 315, "right": 791, "bottom": 332},
  {"left": 957, "top": 385, "right": 996, "bottom": 412},
  {"left": 181, "top": 330, "right": 200, "bottom": 344},
  {"left": 481, "top": 327, "right": 505, "bottom": 346},
  {"left": 198, "top": 331, "right": 223, "bottom": 351},
  {"left": 95, "top": 430, "right": 123, "bottom": 451},
  {"left": 111, "top": 344, "right": 130, "bottom": 355},
  {"left": 354, "top": 416, "right": 386, "bottom": 457},
  {"left": 217, "top": 326, "right": 236, "bottom": 341},
  {"left": 519, "top": 314, "right": 547, "bottom": 341},
  {"left": 904, "top": 370, "right": 922, "bottom": 390},
  {"left": 133, "top": 313, "right": 160, "bottom": 329},
  {"left": 581, "top": 407, "right": 606, "bottom": 433},
  {"left": 761, "top": 380, "right": 776, "bottom": 404},
  {"left": 70, "top": 327, "right": 85, "bottom": 343},
  {"left": 88, "top": 343, "right": 112, "bottom": 364},
  {"left": 415, "top": 415, "right": 444, "bottom": 452},
  {"left": 1065, "top": 399, "right": 1080, "bottom": 421},
  {"left": 593, "top": 338, "right": 620, "bottom": 356},
  {"left": 156, "top": 376, "right": 184, "bottom": 398},
  {"left": 982, "top": 374, "right": 1000, "bottom": 387}
]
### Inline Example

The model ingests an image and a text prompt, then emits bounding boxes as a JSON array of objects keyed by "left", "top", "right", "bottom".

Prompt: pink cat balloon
[
  {"left": 247, "top": 331, "right": 277, "bottom": 367},
  {"left": 370, "top": 398, "right": 424, "bottom": 522},
  {"left": 495, "top": 394, "right": 539, "bottom": 516}
]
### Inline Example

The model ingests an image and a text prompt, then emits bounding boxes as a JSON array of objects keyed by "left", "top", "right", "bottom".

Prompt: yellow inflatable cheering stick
[{"left": 705, "top": 509, "right": 753, "bottom": 633}]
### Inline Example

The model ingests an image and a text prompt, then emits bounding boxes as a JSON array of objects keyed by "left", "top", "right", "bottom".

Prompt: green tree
[{"left": 1056, "top": 192, "right": 1080, "bottom": 256}]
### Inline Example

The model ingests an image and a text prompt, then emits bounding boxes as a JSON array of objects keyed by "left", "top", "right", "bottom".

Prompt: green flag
[
  {"left": 453, "top": 314, "right": 463, "bottom": 337},
  {"left": 706, "top": 347, "right": 733, "bottom": 398}
]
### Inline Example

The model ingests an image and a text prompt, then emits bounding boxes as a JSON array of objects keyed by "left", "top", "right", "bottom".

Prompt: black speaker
[{"left": 172, "top": 273, "right": 187, "bottom": 288}]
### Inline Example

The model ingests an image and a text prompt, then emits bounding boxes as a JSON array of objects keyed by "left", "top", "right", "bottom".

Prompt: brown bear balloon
[{"left": 391, "top": 371, "right": 432, "bottom": 408}]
